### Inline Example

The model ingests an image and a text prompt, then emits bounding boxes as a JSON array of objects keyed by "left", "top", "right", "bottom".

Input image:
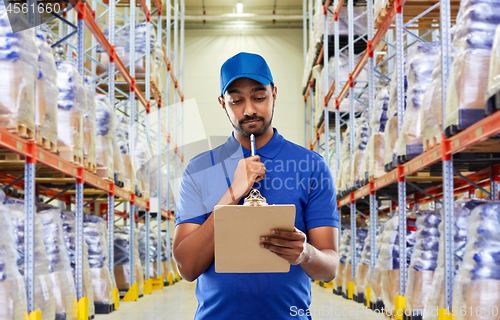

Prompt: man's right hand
[{"left": 231, "top": 155, "right": 266, "bottom": 200}]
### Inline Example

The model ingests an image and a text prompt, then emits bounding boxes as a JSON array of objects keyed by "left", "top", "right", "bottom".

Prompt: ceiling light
[{"left": 236, "top": 1, "right": 243, "bottom": 14}]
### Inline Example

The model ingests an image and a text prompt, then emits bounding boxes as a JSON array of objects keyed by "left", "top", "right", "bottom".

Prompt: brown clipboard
[{"left": 214, "top": 203, "right": 296, "bottom": 273}]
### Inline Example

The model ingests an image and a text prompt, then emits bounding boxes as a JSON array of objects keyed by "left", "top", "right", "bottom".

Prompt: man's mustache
[{"left": 239, "top": 116, "right": 265, "bottom": 125}]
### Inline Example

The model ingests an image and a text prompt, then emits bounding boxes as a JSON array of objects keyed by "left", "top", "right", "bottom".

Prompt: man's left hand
[{"left": 260, "top": 228, "right": 310, "bottom": 265}]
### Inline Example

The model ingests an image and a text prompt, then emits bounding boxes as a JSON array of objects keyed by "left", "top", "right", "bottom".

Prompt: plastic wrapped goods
[
  {"left": 369, "top": 223, "right": 386, "bottom": 305},
  {"left": 138, "top": 225, "right": 162, "bottom": 279},
  {"left": 368, "top": 88, "right": 389, "bottom": 179},
  {"left": 60, "top": 211, "right": 95, "bottom": 318},
  {"left": 423, "top": 200, "right": 484, "bottom": 320},
  {"left": 396, "top": 42, "right": 440, "bottom": 159},
  {"left": 83, "top": 78, "right": 96, "bottom": 168},
  {"left": 444, "top": 0, "right": 500, "bottom": 132},
  {"left": 487, "top": 25, "right": 500, "bottom": 101},
  {"left": 35, "top": 30, "right": 58, "bottom": 149},
  {"left": 341, "top": 228, "right": 368, "bottom": 296},
  {"left": 135, "top": 136, "right": 150, "bottom": 198},
  {"left": 313, "top": 5, "right": 367, "bottom": 44},
  {"left": 355, "top": 227, "right": 380, "bottom": 297},
  {"left": 334, "top": 231, "right": 351, "bottom": 291},
  {"left": 38, "top": 206, "right": 77, "bottom": 320},
  {"left": 378, "top": 213, "right": 416, "bottom": 313},
  {"left": 83, "top": 215, "right": 114, "bottom": 305},
  {"left": 375, "top": 0, "right": 388, "bottom": 20},
  {"left": 96, "top": 24, "right": 156, "bottom": 78},
  {"left": 114, "top": 227, "right": 144, "bottom": 296},
  {"left": 350, "top": 112, "right": 370, "bottom": 189},
  {"left": 7, "top": 202, "right": 56, "bottom": 320},
  {"left": 116, "top": 116, "right": 136, "bottom": 191},
  {"left": 336, "top": 127, "right": 352, "bottom": 194},
  {"left": 316, "top": 54, "right": 368, "bottom": 115},
  {"left": 95, "top": 94, "right": 114, "bottom": 180},
  {"left": 383, "top": 66, "right": 407, "bottom": 168},
  {"left": 451, "top": 200, "right": 500, "bottom": 320},
  {"left": 153, "top": 43, "right": 165, "bottom": 89},
  {"left": 421, "top": 52, "right": 445, "bottom": 150},
  {"left": 56, "top": 61, "right": 86, "bottom": 160},
  {"left": 0, "top": 2, "right": 38, "bottom": 135},
  {"left": 406, "top": 210, "right": 441, "bottom": 316},
  {"left": 0, "top": 202, "right": 28, "bottom": 320}
]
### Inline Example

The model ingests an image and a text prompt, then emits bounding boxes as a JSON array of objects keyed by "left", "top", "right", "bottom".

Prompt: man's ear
[
  {"left": 218, "top": 95, "right": 225, "bottom": 110},
  {"left": 272, "top": 86, "right": 277, "bottom": 103}
]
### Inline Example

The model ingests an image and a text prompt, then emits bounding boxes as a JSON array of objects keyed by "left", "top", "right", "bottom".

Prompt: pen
[{"left": 250, "top": 134, "right": 256, "bottom": 156}]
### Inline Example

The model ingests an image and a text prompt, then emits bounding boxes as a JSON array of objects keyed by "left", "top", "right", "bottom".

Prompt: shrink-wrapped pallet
[
  {"left": 369, "top": 223, "right": 386, "bottom": 305},
  {"left": 378, "top": 213, "right": 416, "bottom": 313},
  {"left": 138, "top": 225, "right": 161, "bottom": 279},
  {"left": 336, "top": 127, "right": 352, "bottom": 195},
  {"left": 96, "top": 24, "right": 156, "bottom": 79},
  {"left": 421, "top": 53, "right": 445, "bottom": 150},
  {"left": 56, "top": 61, "right": 85, "bottom": 162},
  {"left": 95, "top": 94, "right": 115, "bottom": 180},
  {"left": 312, "top": 5, "right": 367, "bottom": 44},
  {"left": 83, "top": 78, "right": 97, "bottom": 170},
  {"left": 35, "top": 31, "right": 58, "bottom": 150},
  {"left": 486, "top": 24, "right": 500, "bottom": 107},
  {"left": 374, "top": 0, "right": 388, "bottom": 20},
  {"left": 396, "top": 42, "right": 439, "bottom": 160},
  {"left": 316, "top": 54, "right": 368, "bottom": 116},
  {"left": 135, "top": 135, "right": 150, "bottom": 198},
  {"left": 368, "top": 87, "right": 389, "bottom": 179},
  {"left": 0, "top": 200, "right": 28, "bottom": 320},
  {"left": 116, "top": 116, "right": 136, "bottom": 192},
  {"left": 6, "top": 201, "right": 56, "bottom": 320},
  {"left": 444, "top": 0, "right": 500, "bottom": 133},
  {"left": 61, "top": 211, "right": 95, "bottom": 318},
  {"left": 154, "top": 43, "right": 164, "bottom": 90},
  {"left": 114, "top": 227, "right": 144, "bottom": 296},
  {"left": 38, "top": 206, "right": 78, "bottom": 320},
  {"left": 350, "top": 112, "right": 370, "bottom": 189},
  {"left": 423, "top": 200, "right": 484, "bottom": 320},
  {"left": 406, "top": 210, "right": 441, "bottom": 316},
  {"left": 334, "top": 231, "right": 351, "bottom": 291},
  {"left": 383, "top": 67, "right": 407, "bottom": 169},
  {"left": 342, "top": 228, "right": 368, "bottom": 296},
  {"left": 450, "top": 200, "right": 500, "bottom": 320},
  {"left": 0, "top": 3, "right": 38, "bottom": 136},
  {"left": 83, "top": 215, "right": 114, "bottom": 307},
  {"left": 355, "top": 227, "right": 380, "bottom": 298}
]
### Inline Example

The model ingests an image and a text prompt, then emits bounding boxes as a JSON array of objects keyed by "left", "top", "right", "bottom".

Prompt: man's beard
[{"left": 227, "top": 103, "right": 274, "bottom": 138}]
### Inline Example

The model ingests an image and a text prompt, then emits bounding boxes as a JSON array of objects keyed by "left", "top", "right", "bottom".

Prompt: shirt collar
[{"left": 223, "top": 128, "right": 285, "bottom": 160}]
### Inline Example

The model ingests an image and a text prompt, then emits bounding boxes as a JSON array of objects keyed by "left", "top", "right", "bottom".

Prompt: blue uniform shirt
[{"left": 175, "top": 128, "right": 339, "bottom": 320}]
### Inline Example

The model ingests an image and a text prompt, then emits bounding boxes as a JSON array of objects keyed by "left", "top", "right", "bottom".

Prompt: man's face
[{"left": 218, "top": 77, "right": 277, "bottom": 138}]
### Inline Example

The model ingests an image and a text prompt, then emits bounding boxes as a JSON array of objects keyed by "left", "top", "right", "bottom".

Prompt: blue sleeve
[
  {"left": 303, "top": 156, "right": 339, "bottom": 230},
  {"left": 175, "top": 167, "right": 210, "bottom": 227}
]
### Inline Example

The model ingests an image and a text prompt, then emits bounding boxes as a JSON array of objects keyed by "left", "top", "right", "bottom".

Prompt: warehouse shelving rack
[
  {"left": 0, "top": 0, "right": 185, "bottom": 317},
  {"left": 303, "top": 0, "right": 500, "bottom": 316}
]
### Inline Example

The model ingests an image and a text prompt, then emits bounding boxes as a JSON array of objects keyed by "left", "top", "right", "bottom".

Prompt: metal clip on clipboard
[{"left": 243, "top": 189, "right": 268, "bottom": 206}]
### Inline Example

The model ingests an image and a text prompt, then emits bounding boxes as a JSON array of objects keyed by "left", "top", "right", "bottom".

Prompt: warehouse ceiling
[{"left": 182, "top": 0, "right": 304, "bottom": 29}]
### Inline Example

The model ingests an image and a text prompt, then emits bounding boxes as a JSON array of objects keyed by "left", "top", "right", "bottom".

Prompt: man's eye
[
  {"left": 256, "top": 97, "right": 266, "bottom": 101},
  {"left": 231, "top": 100, "right": 241, "bottom": 104}
]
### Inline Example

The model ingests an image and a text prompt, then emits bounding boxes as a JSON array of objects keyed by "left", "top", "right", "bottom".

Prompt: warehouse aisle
[{"left": 95, "top": 281, "right": 387, "bottom": 320}]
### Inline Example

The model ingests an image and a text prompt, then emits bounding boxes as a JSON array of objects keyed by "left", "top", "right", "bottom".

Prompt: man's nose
[{"left": 243, "top": 100, "right": 257, "bottom": 116}]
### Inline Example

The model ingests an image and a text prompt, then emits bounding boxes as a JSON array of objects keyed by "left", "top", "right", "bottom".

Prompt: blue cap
[{"left": 220, "top": 52, "right": 274, "bottom": 96}]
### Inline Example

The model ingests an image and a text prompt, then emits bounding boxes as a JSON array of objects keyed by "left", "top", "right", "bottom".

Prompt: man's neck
[{"left": 234, "top": 127, "right": 274, "bottom": 151}]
